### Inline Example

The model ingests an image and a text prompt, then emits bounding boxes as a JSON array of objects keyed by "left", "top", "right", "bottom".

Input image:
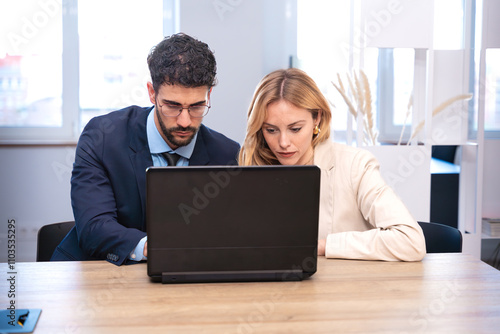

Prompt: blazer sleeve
[
  {"left": 325, "top": 150, "right": 426, "bottom": 261},
  {"left": 71, "top": 117, "right": 147, "bottom": 265}
]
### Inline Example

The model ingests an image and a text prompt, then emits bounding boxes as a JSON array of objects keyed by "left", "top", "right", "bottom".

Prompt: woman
[{"left": 239, "top": 68, "right": 425, "bottom": 261}]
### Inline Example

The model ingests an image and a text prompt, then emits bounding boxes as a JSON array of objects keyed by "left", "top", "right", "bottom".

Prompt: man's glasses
[{"left": 157, "top": 101, "right": 211, "bottom": 118}]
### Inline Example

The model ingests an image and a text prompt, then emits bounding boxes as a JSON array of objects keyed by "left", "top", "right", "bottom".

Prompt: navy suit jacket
[{"left": 51, "top": 106, "right": 240, "bottom": 265}]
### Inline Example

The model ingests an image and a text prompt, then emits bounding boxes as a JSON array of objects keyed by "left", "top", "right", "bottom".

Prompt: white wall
[
  {"left": 482, "top": 140, "right": 500, "bottom": 218},
  {"left": 0, "top": 146, "right": 75, "bottom": 262},
  {"left": 179, "top": 0, "right": 297, "bottom": 144}
]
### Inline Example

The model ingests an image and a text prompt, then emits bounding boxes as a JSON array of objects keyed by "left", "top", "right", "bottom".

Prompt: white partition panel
[
  {"left": 365, "top": 145, "right": 431, "bottom": 223},
  {"left": 361, "top": 0, "right": 433, "bottom": 49}
]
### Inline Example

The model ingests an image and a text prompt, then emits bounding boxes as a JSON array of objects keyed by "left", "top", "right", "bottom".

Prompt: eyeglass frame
[{"left": 155, "top": 98, "right": 211, "bottom": 118}]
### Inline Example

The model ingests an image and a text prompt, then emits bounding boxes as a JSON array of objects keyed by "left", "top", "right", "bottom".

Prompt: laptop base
[{"left": 158, "top": 269, "right": 305, "bottom": 284}]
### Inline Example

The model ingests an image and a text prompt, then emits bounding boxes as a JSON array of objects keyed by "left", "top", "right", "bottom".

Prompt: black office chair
[
  {"left": 36, "top": 221, "right": 75, "bottom": 261},
  {"left": 418, "top": 221, "right": 462, "bottom": 253}
]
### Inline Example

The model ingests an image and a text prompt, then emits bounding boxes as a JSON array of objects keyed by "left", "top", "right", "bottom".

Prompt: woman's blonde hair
[{"left": 239, "top": 68, "right": 332, "bottom": 166}]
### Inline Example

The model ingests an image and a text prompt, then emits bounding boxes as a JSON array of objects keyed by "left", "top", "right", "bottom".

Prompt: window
[
  {"left": 376, "top": 48, "right": 415, "bottom": 144},
  {"left": 78, "top": 0, "right": 164, "bottom": 128},
  {"left": 0, "top": 0, "right": 65, "bottom": 142},
  {"left": 297, "top": 0, "right": 351, "bottom": 139},
  {"left": 0, "top": 0, "right": 170, "bottom": 143}
]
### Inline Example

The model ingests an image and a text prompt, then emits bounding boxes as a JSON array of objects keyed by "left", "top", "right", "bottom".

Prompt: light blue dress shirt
[{"left": 129, "top": 108, "right": 198, "bottom": 261}]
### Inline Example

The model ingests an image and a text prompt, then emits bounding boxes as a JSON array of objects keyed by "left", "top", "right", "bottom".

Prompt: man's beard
[{"left": 156, "top": 106, "right": 199, "bottom": 148}]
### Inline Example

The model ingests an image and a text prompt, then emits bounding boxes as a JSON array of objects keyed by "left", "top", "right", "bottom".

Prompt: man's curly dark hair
[{"left": 147, "top": 33, "right": 217, "bottom": 92}]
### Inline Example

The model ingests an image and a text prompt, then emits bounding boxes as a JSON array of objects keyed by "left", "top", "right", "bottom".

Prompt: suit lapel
[
  {"left": 129, "top": 107, "right": 153, "bottom": 229},
  {"left": 189, "top": 125, "right": 210, "bottom": 166}
]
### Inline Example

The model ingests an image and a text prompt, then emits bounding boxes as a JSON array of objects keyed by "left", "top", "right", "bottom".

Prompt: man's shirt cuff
[{"left": 129, "top": 236, "right": 148, "bottom": 261}]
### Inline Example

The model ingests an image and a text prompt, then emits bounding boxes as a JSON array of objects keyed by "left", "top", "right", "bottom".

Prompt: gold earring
[{"left": 313, "top": 125, "right": 321, "bottom": 135}]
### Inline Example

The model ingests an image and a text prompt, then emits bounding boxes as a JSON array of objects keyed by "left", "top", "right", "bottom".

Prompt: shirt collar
[{"left": 146, "top": 107, "right": 198, "bottom": 159}]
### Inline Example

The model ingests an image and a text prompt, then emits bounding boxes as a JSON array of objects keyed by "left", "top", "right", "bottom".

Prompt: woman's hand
[{"left": 317, "top": 239, "right": 326, "bottom": 256}]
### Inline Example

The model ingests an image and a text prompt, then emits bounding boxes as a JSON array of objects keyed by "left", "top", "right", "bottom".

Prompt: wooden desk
[{"left": 4, "top": 254, "right": 500, "bottom": 333}]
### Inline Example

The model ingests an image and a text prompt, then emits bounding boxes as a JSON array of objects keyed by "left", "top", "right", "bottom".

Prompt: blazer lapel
[{"left": 315, "top": 140, "right": 335, "bottom": 171}]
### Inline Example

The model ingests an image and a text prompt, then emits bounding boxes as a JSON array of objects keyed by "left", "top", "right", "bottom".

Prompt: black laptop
[{"left": 146, "top": 165, "right": 320, "bottom": 284}]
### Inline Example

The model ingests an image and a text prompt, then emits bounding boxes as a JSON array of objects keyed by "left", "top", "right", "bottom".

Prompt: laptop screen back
[{"left": 146, "top": 165, "right": 320, "bottom": 283}]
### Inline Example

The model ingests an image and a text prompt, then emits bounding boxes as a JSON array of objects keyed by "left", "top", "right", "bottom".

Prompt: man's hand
[
  {"left": 317, "top": 239, "right": 326, "bottom": 256},
  {"left": 144, "top": 241, "right": 147, "bottom": 258}
]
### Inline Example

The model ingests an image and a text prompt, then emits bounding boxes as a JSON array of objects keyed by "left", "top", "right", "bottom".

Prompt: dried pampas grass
[
  {"left": 332, "top": 73, "right": 358, "bottom": 119},
  {"left": 332, "top": 70, "right": 378, "bottom": 145},
  {"left": 333, "top": 70, "right": 472, "bottom": 145},
  {"left": 407, "top": 93, "right": 473, "bottom": 143},
  {"left": 397, "top": 95, "right": 413, "bottom": 146},
  {"left": 360, "top": 71, "right": 378, "bottom": 145}
]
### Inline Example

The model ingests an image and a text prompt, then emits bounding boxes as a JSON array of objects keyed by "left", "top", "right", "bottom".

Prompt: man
[{"left": 51, "top": 33, "right": 240, "bottom": 265}]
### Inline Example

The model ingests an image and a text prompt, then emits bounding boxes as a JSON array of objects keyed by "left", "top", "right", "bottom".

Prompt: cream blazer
[{"left": 314, "top": 140, "right": 426, "bottom": 261}]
